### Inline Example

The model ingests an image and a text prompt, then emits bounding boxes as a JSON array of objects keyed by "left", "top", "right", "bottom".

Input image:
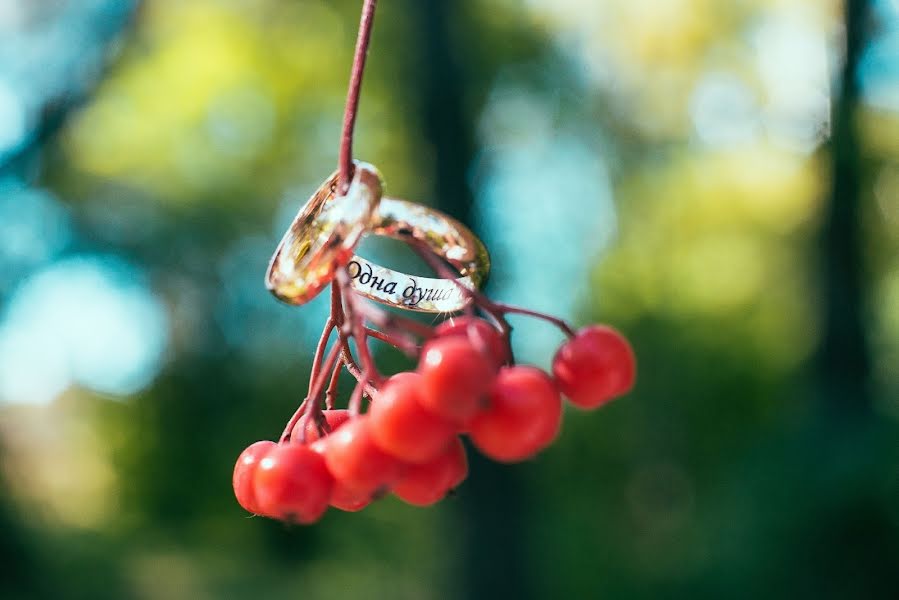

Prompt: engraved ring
[{"left": 266, "top": 162, "right": 490, "bottom": 312}]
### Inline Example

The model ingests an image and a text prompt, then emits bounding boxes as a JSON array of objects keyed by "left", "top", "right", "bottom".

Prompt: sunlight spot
[
  {"left": 690, "top": 72, "right": 760, "bottom": 146},
  {"left": 0, "top": 78, "right": 26, "bottom": 157},
  {"left": 0, "top": 256, "right": 169, "bottom": 404}
]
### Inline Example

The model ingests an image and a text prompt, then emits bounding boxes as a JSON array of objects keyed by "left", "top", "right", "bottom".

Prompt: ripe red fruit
[
  {"left": 253, "top": 443, "right": 333, "bottom": 523},
  {"left": 370, "top": 372, "right": 456, "bottom": 464},
  {"left": 443, "top": 437, "right": 469, "bottom": 490},
  {"left": 552, "top": 325, "right": 635, "bottom": 409},
  {"left": 468, "top": 366, "right": 562, "bottom": 463},
  {"left": 393, "top": 437, "right": 468, "bottom": 507},
  {"left": 329, "top": 483, "right": 374, "bottom": 512},
  {"left": 435, "top": 316, "right": 509, "bottom": 367},
  {"left": 417, "top": 336, "right": 497, "bottom": 424},
  {"left": 310, "top": 439, "right": 372, "bottom": 512},
  {"left": 291, "top": 409, "right": 351, "bottom": 443},
  {"left": 233, "top": 440, "right": 277, "bottom": 514},
  {"left": 324, "top": 416, "right": 406, "bottom": 495}
]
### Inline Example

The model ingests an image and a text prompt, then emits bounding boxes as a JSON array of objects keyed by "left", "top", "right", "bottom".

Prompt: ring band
[
  {"left": 266, "top": 162, "right": 383, "bottom": 306},
  {"left": 267, "top": 163, "right": 490, "bottom": 313},
  {"left": 347, "top": 198, "right": 490, "bottom": 313}
]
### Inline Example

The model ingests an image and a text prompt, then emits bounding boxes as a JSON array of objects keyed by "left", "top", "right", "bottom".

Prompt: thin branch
[
  {"left": 280, "top": 341, "right": 343, "bottom": 443},
  {"left": 337, "top": 270, "right": 383, "bottom": 385},
  {"left": 492, "top": 303, "right": 577, "bottom": 339},
  {"left": 338, "top": 0, "right": 379, "bottom": 193},
  {"left": 324, "top": 360, "right": 342, "bottom": 409},
  {"left": 407, "top": 237, "right": 575, "bottom": 339},
  {"left": 351, "top": 296, "right": 435, "bottom": 338},
  {"left": 307, "top": 319, "right": 336, "bottom": 397},
  {"left": 365, "top": 326, "right": 419, "bottom": 355},
  {"left": 343, "top": 360, "right": 379, "bottom": 396}
]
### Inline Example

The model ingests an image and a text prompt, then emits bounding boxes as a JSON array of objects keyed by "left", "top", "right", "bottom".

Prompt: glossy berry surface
[
  {"left": 329, "top": 484, "right": 374, "bottom": 512},
  {"left": 417, "top": 336, "right": 497, "bottom": 423},
  {"left": 233, "top": 440, "right": 277, "bottom": 514},
  {"left": 393, "top": 437, "right": 468, "bottom": 507},
  {"left": 435, "top": 316, "right": 509, "bottom": 367},
  {"left": 552, "top": 325, "right": 636, "bottom": 409},
  {"left": 370, "top": 372, "right": 456, "bottom": 463},
  {"left": 442, "top": 437, "right": 469, "bottom": 490},
  {"left": 323, "top": 415, "right": 406, "bottom": 494},
  {"left": 292, "top": 408, "right": 351, "bottom": 443},
  {"left": 310, "top": 439, "right": 372, "bottom": 512},
  {"left": 253, "top": 443, "right": 333, "bottom": 523},
  {"left": 469, "top": 366, "right": 562, "bottom": 463}
]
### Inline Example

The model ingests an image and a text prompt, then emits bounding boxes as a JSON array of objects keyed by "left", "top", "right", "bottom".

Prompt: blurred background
[{"left": 0, "top": 0, "right": 897, "bottom": 598}]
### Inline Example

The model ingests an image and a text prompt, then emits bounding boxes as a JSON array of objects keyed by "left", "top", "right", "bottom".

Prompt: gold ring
[
  {"left": 267, "top": 163, "right": 490, "bottom": 313},
  {"left": 347, "top": 198, "right": 489, "bottom": 312},
  {"left": 266, "top": 162, "right": 383, "bottom": 305}
]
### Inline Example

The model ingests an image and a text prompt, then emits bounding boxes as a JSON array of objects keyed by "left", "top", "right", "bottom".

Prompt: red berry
[
  {"left": 329, "top": 483, "right": 374, "bottom": 512},
  {"left": 253, "top": 443, "right": 333, "bottom": 523},
  {"left": 393, "top": 437, "right": 468, "bottom": 507},
  {"left": 552, "top": 325, "right": 635, "bottom": 409},
  {"left": 469, "top": 366, "right": 562, "bottom": 463},
  {"left": 323, "top": 416, "right": 406, "bottom": 495},
  {"left": 370, "top": 372, "right": 456, "bottom": 464},
  {"left": 417, "top": 336, "right": 497, "bottom": 424},
  {"left": 310, "top": 439, "right": 372, "bottom": 512},
  {"left": 443, "top": 438, "right": 469, "bottom": 490},
  {"left": 233, "top": 440, "right": 277, "bottom": 514},
  {"left": 291, "top": 409, "right": 351, "bottom": 443},
  {"left": 435, "top": 316, "right": 509, "bottom": 366}
]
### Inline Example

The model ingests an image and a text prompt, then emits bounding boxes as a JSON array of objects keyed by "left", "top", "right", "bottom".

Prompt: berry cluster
[
  {"left": 233, "top": 317, "right": 635, "bottom": 523},
  {"left": 234, "top": 0, "right": 638, "bottom": 527}
]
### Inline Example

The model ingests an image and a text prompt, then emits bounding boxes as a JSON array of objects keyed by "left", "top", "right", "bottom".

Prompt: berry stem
[
  {"left": 349, "top": 295, "right": 435, "bottom": 339},
  {"left": 339, "top": 274, "right": 378, "bottom": 418},
  {"left": 343, "top": 360, "right": 379, "bottom": 397},
  {"left": 338, "top": 0, "right": 378, "bottom": 194},
  {"left": 407, "top": 238, "right": 577, "bottom": 339},
  {"left": 325, "top": 357, "right": 343, "bottom": 409},
  {"left": 329, "top": 280, "right": 370, "bottom": 386},
  {"left": 491, "top": 302, "right": 577, "bottom": 339},
  {"left": 337, "top": 269, "right": 384, "bottom": 385},
  {"left": 328, "top": 279, "right": 371, "bottom": 385},
  {"left": 347, "top": 378, "right": 368, "bottom": 417},
  {"left": 365, "top": 326, "right": 419, "bottom": 355},
  {"left": 280, "top": 340, "right": 343, "bottom": 443},
  {"left": 307, "top": 318, "right": 336, "bottom": 397}
]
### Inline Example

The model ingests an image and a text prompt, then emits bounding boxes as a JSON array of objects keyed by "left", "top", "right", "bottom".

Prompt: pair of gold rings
[{"left": 266, "top": 162, "right": 490, "bottom": 313}]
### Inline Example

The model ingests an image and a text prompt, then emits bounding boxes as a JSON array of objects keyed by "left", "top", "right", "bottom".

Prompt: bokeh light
[{"left": 0, "top": 256, "right": 168, "bottom": 404}]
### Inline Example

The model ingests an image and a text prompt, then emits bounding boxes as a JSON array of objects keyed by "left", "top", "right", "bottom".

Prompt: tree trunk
[
  {"left": 817, "top": 0, "right": 871, "bottom": 416},
  {"left": 412, "top": 2, "right": 535, "bottom": 598}
]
